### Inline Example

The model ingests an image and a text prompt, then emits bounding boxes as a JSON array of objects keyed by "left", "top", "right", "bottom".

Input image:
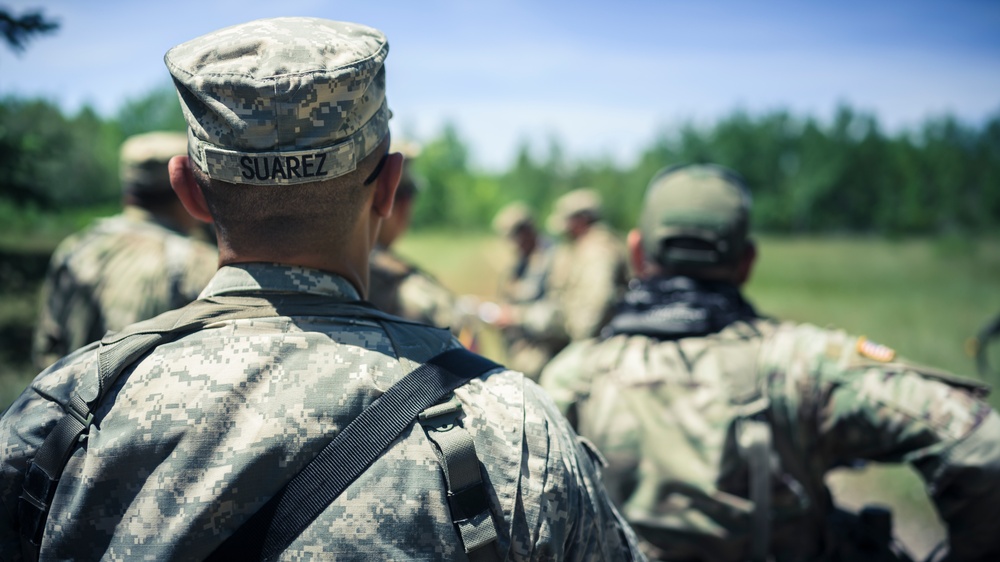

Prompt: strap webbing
[
  {"left": 741, "top": 419, "right": 772, "bottom": 562},
  {"left": 419, "top": 396, "right": 501, "bottom": 561},
  {"left": 206, "top": 347, "right": 500, "bottom": 561}
]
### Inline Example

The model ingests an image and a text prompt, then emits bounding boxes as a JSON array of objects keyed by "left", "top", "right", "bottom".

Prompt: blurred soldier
[
  {"left": 540, "top": 164, "right": 1000, "bottom": 562},
  {"left": 31, "top": 131, "right": 217, "bottom": 370},
  {"left": 368, "top": 144, "right": 469, "bottom": 341},
  {"left": 546, "top": 188, "right": 629, "bottom": 341},
  {"left": 0, "top": 18, "right": 642, "bottom": 560},
  {"left": 489, "top": 201, "right": 560, "bottom": 380},
  {"left": 494, "top": 188, "right": 628, "bottom": 352}
]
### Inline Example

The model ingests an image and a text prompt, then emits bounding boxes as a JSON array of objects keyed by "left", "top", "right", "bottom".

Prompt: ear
[
  {"left": 169, "top": 156, "right": 213, "bottom": 223},
  {"left": 734, "top": 239, "right": 757, "bottom": 286},
  {"left": 627, "top": 229, "right": 647, "bottom": 276},
  {"left": 372, "top": 152, "right": 403, "bottom": 219}
]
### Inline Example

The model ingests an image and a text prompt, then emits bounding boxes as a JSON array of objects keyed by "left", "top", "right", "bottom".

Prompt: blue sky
[{"left": 2, "top": 0, "right": 999, "bottom": 170}]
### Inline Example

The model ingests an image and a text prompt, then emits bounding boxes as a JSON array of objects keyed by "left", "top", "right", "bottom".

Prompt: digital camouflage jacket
[{"left": 2, "top": 264, "right": 643, "bottom": 561}]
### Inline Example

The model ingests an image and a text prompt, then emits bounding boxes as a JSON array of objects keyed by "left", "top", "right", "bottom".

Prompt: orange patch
[{"left": 856, "top": 336, "right": 896, "bottom": 362}]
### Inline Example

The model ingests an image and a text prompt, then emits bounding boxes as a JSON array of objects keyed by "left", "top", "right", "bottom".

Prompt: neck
[{"left": 217, "top": 213, "right": 378, "bottom": 299}]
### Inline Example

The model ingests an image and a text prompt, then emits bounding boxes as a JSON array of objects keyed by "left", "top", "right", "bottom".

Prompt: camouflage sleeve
[
  {"left": 515, "top": 381, "right": 644, "bottom": 561},
  {"left": 0, "top": 363, "right": 83, "bottom": 560},
  {"left": 508, "top": 297, "right": 570, "bottom": 342},
  {"left": 765, "top": 325, "right": 1000, "bottom": 561},
  {"left": 397, "top": 271, "right": 463, "bottom": 336},
  {"left": 538, "top": 342, "right": 599, "bottom": 429},
  {"left": 31, "top": 252, "right": 100, "bottom": 372}
]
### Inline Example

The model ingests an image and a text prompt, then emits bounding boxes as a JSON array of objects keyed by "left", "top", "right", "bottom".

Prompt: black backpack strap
[
  {"left": 16, "top": 293, "right": 405, "bottom": 559},
  {"left": 419, "top": 395, "right": 502, "bottom": 561},
  {"left": 206, "top": 347, "right": 500, "bottom": 561}
]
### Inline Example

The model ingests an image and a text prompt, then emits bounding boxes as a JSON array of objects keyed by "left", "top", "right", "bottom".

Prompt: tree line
[{"left": 2, "top": 88, "right": 998, "bottom": 236}]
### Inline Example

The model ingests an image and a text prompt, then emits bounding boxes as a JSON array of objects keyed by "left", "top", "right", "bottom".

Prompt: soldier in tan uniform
[
  {"left": 540, "top": 164, "right": 1000, "bottom": 562},
  {"left": 31, "top": 131, "right": 217, "bottom": 370},
  {"left": 490, "top": 201, "right": 561, "bottom": 380},
  {"left": 494, "top": 189, "right": 628, "bottom": 354},
  {"left": 0, "top": 18, "right": 643, "bottom": 561}
]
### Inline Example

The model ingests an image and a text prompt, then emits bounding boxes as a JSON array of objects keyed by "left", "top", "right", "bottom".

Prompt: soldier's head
[
  {"left": 493, "top": 201, "right": 538, "bottom": 257},
  {"left": 631, "top": 164, "right": 756, "bottom": 285},
  {"left": 119, "top": 131, "right": 198, "bottom": 229},
  {"left": 377, "top": 140, "right": 422, "bottom": 249},
  {"left": 548, "top": 188, "right": 602, "bottom": 241},
  {"left": 164, "top": 17, "right": 402, "bottom": 284}
]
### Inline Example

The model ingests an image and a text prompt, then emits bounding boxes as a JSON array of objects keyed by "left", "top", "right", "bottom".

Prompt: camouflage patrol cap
[
  {"left": 492, "top": 201, "right": 534, "bottom": 238},
  {"left": 164, "top": 17, "right": 390, "bottom": 186},
  {"left": 119, "top": 131, "right": 188, "bottom": 194},
  {"left": 640, "top": 164, "right": 751, "bottom": 268},
  {"left": 547, "top": 188, "right": 602, "bottom": 235}
]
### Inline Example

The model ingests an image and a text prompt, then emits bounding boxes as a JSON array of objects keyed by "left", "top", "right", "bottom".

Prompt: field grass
[{"left": 398, "top": 231, "right": 1000, "bottom": 392}]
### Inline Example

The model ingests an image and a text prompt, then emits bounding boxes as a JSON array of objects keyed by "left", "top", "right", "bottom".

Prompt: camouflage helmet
[
  {"left": 639, "top": 164, "right": 751, "bottom": 268},
  {"left": 164, "top": 17, "right": 390, "bottom": 187},
  {"left": 119, "top": 131, "right": 187, "bottom": 195},
  {"left": 492, "top": 201, "right": 534, "bottom": 238},
  {"left": 547, "top": 188, "right": 602, "bottom": 235}
]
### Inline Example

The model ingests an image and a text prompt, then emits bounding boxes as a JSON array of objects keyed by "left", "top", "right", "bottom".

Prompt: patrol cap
[
  {"left": 639, "top": 164, "right": 751, "bottom": 268},
  {"left": 119, "top": 131, "right": 187, "bottom": 194},
  {"left": 492, "top": 201, "right": 534, "bottom": 238},
  {"left": 164, "top": 17, "right": 390, "bottom": 186},
  {"left": 547, "top": 188, "right": 602, "bottom": 235}
]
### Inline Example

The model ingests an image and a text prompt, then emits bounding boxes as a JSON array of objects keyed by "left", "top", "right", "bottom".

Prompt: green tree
[{"left": 116, "top": 85, "right": 187, "bottom": 138}]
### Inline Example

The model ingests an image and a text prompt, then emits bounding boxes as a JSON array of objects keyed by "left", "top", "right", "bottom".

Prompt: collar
[{"left": 199, "top": 263, "right": 362, "bottom": 302}]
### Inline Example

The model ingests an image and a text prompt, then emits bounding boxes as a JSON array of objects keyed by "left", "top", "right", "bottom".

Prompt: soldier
[
  {"left": 0, "top": 18, "right": 642, "bottom": 560},
  {"left": 31, "top": 131, "right": 217, "bottom": 370},
  {"left": 494, "top": 189, "right": 629, "bottom": 353},
  {"left": 489, "top": 201, "right": 561, "bottom": 380},
  {"left": 368, "top": 144, "right": 468, "bottom": 340},
  {"left": 540, "top": 164, "right": 1000, "bottom": 562}
]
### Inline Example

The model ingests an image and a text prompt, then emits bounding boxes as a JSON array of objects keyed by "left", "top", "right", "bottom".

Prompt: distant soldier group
[{"left": 2, "top": 15, "right": 998, "bottom": 562}]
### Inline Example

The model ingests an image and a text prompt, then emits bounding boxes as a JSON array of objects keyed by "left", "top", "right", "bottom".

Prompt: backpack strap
[
  {"left": 419, "top": 394, "right": 502, "bottom": 562},
  {"left": 206, "top": 347, "right": 501, "bottom": 561},
  {"left": 17, "top": 293, "right": 405, "bottom": 559}
]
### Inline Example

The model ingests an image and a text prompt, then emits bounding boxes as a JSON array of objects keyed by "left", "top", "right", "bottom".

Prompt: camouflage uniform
[
  {"left": 542, "top": 279, "right": 1000, "bottom": 561},
  {"left": 32, "top": 131, "right": 217, "bottom": 370},
  {"left": 369, "top": 245, "right": 463, "bottom": 335},
  {"left": 1, "top": 18, "right": 643, "bottom": 561},
  {"left": 2, "top": 263, "right": 642, "bottom": 560},
  {"left": 492, "top": 202, "right": 563, "bottom": 380},
  {"left": 552, "top": 222, "right": 629, "bottom": 341},
  {"left": 508, "top": 190, "right": 628, "bottom": 346},
  {"left": 540, "top": 165, "right": 1000, "bottom": 562}
]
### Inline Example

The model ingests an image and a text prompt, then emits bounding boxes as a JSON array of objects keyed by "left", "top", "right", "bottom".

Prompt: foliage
[
  {"left": 0, "top": 7, "right": 58, "bottom": 52},
  {"left": 0, "top": 97, "right": 121, "bottom": 207},
  {"left": 1, "top": 89, "right": 998, "bottom": 236}
]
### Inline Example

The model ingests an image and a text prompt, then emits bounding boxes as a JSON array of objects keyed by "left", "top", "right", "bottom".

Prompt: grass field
[
  {"left": 0, "top": 231, "right": 997, "bottom": 557},
  {"left": 397, "top": 231, "right": 1000, "bottom": 390}
]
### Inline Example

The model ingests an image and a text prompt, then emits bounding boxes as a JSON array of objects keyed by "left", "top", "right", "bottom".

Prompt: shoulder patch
[{"left": 856, "top": 336, "right": 896, "bottom": 362}]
